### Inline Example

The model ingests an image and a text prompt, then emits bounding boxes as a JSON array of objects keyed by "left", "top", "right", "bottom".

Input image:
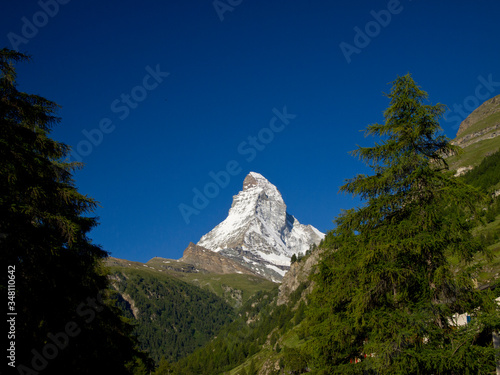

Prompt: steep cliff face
[
  {"left": 197, "top": 172, "right": 324, "bottom": 282},
  {"left": 277, "top": 247, "right": 326, "bottom": 306}
]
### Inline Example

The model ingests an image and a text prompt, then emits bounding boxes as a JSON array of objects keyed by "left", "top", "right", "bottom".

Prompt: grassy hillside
[
  {"left": 447, "top": 95, "right": 500, "bottom": 171},
  {"left": 456, "top": 95, "right": 500, "bottom": 138},
  {"left": 447, "top": 100, "right": 500, "bottom": 287},
  {"left": 447, "top": 137, "right": 500, "bottom": 171}
]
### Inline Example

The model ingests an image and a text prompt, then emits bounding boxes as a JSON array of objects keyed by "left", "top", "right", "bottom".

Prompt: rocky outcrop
[
  {"left": 121, "top": 293, "right": 139, "bottom": 318},
  {"left": 454, "top": 165, "right": 474, "bottom": 177},
  {"left": 109, "top": 274, "right": 140, "bottom": 318},
  {"left": 456, "top": 95, "right": 500, "bottom": 138},
  {"left": 180, "top": 242, "right": 257, "bottom": 276},
  {"left": 258, "top": 358, "right": 281, "bottom": 375},
  {"left": 452, "top": 95, "right": 500, "bottom": 149},
  {"left": 452, "top": 123, "right": 500, "bottom": 148},
  {"left": 277, "top": 247, "right": 326, "bottom": 306},
  {"left": 221, "top": 285, "right": 243, "bottom": 308}
]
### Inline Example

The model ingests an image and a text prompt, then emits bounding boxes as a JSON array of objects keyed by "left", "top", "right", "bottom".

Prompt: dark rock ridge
[{"left": 180, "top": 242, "right": 258, "bottom": 276}]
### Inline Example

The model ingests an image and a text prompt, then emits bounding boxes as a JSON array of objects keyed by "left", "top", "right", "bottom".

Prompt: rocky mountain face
[
  {"left": 449, "top": 95, "right": 500, "bottom": 174},
  {"left": 180, "top": 242, "right": 257, "bottom": 276},
  {"left": 453, "top": 123, "right": 500, "bottom": 149},
  {"left": 455, "top": 94, "right": 500, "bottom": 139},
  {"left": 197, "top": 172, "right": 324, "bottom": 282},
  {"left": 452, "top": 94, "right": 500, "bottom": 152},
  {"left": 277, "top": 247, "right": 326, "bottom": 306}
]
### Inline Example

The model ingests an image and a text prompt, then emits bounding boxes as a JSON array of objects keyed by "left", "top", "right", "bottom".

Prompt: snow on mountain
[{"left": 197, "top": 172, "right": 324, "bottom": 282}]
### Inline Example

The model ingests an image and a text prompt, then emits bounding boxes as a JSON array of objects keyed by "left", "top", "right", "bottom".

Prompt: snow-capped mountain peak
[{"left": 197, "top": 172, "right": 324, "bottom": 281}]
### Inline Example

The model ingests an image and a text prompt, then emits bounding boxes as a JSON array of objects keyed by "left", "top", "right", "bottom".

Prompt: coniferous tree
[
  {"left": 0, "top": 49, "right": 151, "bottom": 373},
  {"left": 247, "top": 359, "right": 257, "bottom": 375},
  {"left": 306, "top": 74, "right": 500, "bottom": 374}
]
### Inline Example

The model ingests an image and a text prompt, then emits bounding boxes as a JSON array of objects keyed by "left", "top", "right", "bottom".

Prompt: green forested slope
[
  {"left": 458, "top": 150, "right": 500, "bottom": 286},
  {"left": 159, "top": 283, "right": 311, "bottom": 375},
  {"left": 110, "top": 268, "right": 235, "bottom": 364},
  {"left": 108, "top": 257, "right": 276, "bottom": 308},
  {"left": 460, "top": 149, "right": 500, "bottom": 193},
  {"left": 106, "top": 254, "right": 275, "bottom": 368}
]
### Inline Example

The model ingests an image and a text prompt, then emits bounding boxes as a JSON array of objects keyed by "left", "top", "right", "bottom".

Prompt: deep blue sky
[{"left": 2, "top": 1, "right": 499, "bottom": 263}]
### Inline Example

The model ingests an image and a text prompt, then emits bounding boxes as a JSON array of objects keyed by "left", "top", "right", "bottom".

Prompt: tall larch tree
[
  {"left": 0, "top": 49, "right": 152, "bottom": 374},
  {"left": 305, "top": 74, "right": 500, "bottom": 374}
]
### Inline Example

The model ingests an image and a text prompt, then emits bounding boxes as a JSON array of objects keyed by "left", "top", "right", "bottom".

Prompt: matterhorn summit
[{"left": 197, "top": 172, "right": 324, "bottom": 282}]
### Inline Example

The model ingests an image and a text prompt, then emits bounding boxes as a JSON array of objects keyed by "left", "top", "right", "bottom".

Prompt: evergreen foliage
[
  {"left": 163, "top": 282, "right": 309, "bottom": 374},
  {"left": 283, "top": 347, "right": 308, "bottom": 374},
  {"left": 460, "top": 149, "right": 500, "bottom": 193},
  {"left": 247, "top": 359, "right": 257, "bottom": 375},
  {"left": 166, "top": 289, "right": 278, "bottom": 374},
  {"left": 0, "top": 49, "right": 151, "bottom": 374},
  {"left": 305, "top": 74, "right": 500, "bottom": 374},
  {"left": 112, "top": 269, "right": 235, "bottom": 363},
  {"left": 455, "top": 149, "right": 500, "bottom": 252}
]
